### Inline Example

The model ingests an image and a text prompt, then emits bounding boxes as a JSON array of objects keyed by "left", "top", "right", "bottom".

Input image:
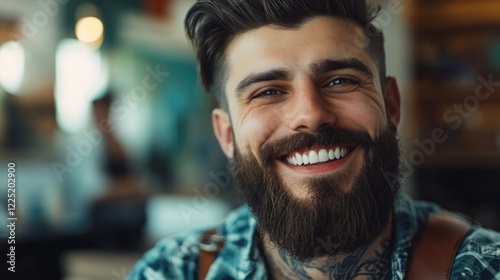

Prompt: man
[{"left": 129, "top": 0, "right": 500, "bottom": 279}]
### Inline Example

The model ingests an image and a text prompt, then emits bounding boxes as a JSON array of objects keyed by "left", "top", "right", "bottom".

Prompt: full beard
[{"left": 231, "top": 126, "right": 402, "bottom": 262}]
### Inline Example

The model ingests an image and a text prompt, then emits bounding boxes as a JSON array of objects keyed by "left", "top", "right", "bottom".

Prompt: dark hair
[{"left": 185, "top": 0, "right": 385, "bottom": 109}]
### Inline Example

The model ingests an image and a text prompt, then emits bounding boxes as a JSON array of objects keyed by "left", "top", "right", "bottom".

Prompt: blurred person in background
[
  {"left": 89, "top": 92, "right": 146, "bottom": 249},
  {"left": 129, "top": 0, "right": 500, "bottom": 279}
]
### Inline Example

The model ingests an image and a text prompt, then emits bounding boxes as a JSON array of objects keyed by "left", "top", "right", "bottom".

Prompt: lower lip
[{"left": 280, "top": 148, "right": 356, "bottom": 174}]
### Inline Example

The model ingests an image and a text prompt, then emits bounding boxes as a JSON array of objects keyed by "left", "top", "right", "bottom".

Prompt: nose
[{"left": 285, "top": 82, "right": 337, "bottom": 132}]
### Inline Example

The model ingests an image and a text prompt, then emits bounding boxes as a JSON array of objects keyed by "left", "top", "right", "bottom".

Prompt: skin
[{"left": 212, "top": 16, "right": 401, "bottom": 279}]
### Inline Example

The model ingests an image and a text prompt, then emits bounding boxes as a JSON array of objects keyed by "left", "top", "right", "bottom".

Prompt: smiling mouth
[{"left": 284, "top": 146, "right": 353, "bottom": 166}]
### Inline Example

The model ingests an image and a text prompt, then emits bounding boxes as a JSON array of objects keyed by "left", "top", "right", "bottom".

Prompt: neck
[{"left": 262, "top": 221, "right": 393, "bottom": 280}]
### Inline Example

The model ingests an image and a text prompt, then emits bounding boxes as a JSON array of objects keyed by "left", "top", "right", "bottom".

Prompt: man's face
[
  {"left": 212, "top": 16, "right": 401, "bottom": 259},
  {"left": 215, "top": 16, "right": 399, "bottom": 195}
]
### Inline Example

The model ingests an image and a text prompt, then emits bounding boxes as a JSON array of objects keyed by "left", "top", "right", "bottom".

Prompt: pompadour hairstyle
[{"left": 185, "top": 0, "right": 385, "bottom": 109}]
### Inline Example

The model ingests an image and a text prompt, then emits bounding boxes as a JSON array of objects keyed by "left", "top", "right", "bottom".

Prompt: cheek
[
  {"left": 338, "top": 94, "right": 387, "bottom": 138},
  {"left": 235, "top": 108, "right": 280, "bottom": 156}
]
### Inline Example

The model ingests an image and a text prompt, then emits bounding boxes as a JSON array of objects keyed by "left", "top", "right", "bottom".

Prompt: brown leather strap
[
  {"left": 405, "top": 211, "right": 472, "bottom": 280},
  {"left": 199, "top": 229, "right": 225, "bottom": 280}
]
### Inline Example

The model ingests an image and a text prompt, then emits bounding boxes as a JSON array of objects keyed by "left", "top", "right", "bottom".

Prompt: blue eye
[
  {"left": 327, "top": 77, "right": 359, "bottom": 86},
  {"left": 324, "top": 77, "right": 360, "bottom": 93},
  {"left": 254, "top": 89, "right": 283, "bottom": 98}
]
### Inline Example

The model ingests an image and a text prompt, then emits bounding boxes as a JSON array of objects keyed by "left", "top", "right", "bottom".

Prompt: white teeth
[
  {"left": 318, "top": 149, "right": 328, "bottom": 162},
  {"left": 328, "top": 149, "right": 335, "bottom": 160},
  {"left": 286, "top": 147, "right": 350, "bottom": 166},
  {"left": 295, "top": 153, "right": 303, "bottom": 165},
  {"left": 303, "top": 154, "right": 309, "bottom": 165},
  {"left": 308, "top": 151, "right": 318, "bottom": 164}
]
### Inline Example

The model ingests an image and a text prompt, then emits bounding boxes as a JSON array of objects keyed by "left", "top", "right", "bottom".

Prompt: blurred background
[{"left": 0, "top": 0, "right": 498, "bottom": 279}]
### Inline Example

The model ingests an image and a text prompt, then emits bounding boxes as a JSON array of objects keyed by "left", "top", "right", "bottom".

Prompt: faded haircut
[{"left": 185, "top": 0, "right": 385, "bottom": 110}]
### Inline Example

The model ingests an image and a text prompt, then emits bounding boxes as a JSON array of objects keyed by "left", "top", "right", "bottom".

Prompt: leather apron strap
[
  {"left": 199, "top": 229, "right": 225, "bottom": 280},
  {"left": 405, "top": 211, "right": 472, "bottom": 280}
]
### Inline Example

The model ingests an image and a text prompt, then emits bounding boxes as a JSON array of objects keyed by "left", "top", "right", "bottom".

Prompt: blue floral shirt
[{"left": 128, "top": 193, "right": 500, "bottom": 279}]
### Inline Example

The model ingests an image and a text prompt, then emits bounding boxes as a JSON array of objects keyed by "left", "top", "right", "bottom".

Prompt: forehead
[{"left": 223, "top": 16, "right": 378, "bottom": 95}]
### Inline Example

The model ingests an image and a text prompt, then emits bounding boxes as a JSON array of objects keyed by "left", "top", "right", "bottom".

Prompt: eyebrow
[
  {"left": 311, "top": 58, "right": 374, "bottom": 79},
  {"left": 234, "top": 69, "right": 292, "bottom": 98}
]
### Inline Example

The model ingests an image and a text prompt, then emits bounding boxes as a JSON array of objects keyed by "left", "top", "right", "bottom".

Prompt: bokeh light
[
  {"left": 75, "top": 16, "right": 104, "bottom": 46},
  {"left": 0, "top": 41, "right": 25, "bottom": 94}
]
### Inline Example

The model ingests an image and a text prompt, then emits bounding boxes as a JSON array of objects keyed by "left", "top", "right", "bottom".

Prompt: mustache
[{"left": 260, "top": 127, "right": 374, "bottom": 165}]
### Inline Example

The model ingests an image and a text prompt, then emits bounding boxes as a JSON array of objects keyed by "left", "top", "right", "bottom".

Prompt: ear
[
  {"left": 384, "top": 76, "right": 401, "bottom": 126},
  {"left": 212, "top": 108, "right": 234, "bottom": 159}
]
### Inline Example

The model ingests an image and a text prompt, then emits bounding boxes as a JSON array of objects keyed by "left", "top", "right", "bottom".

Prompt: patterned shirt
[{"left": 128, "top": 193, "right": 500, "bottom": 279}]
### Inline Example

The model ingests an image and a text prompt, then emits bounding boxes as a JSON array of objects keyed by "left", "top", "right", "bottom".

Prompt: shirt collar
[{"left": 218, "top": 206, "right": 264, "bottom": 279}]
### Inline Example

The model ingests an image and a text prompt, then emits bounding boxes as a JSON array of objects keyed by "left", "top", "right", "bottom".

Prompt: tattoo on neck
[{"left": 266, "top": 239, "right": 392, "bottom": 280}]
